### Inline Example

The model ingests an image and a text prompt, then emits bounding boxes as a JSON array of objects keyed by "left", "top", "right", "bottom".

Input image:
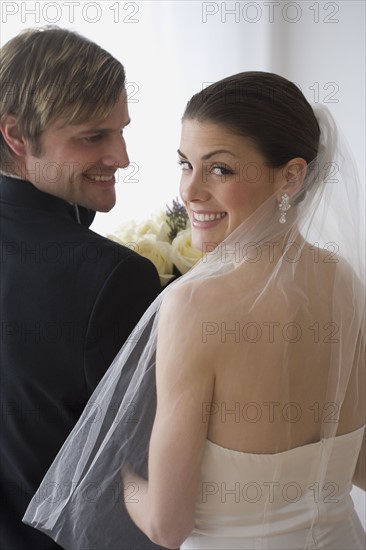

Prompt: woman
[{"left": 24, "top": 72, "right": 365, "bottom": 549}]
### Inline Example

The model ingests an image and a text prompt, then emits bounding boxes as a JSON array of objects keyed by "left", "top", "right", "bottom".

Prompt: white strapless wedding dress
[{"left": 182, "top": 426, "right": 365, "bottom": 549}]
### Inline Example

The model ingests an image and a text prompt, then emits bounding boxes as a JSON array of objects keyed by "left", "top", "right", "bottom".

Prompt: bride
[{"left": 24, "top": 72, "right": 365, "bottom": 549}]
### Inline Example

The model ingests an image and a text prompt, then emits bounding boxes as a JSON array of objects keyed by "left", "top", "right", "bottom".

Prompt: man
[{"left": 0, "top": 27, "right": 163, "bottom": 549}]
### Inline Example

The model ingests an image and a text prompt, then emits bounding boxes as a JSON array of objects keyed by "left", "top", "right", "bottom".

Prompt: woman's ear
[
  {"left": 0, "top": 114, "right": 27, "bottom": 157},
  {"left": 275, "top": 157, "right": 308, "bottom": 199}
]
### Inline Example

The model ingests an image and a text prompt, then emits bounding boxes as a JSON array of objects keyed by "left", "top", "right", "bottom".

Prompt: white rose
[
  {"left": 171, "top": 229, "right": 203, "bottom": 274},
  {"left": 107, "top": 212, "right": 169, "bottom": 249},
  {"left": 134, "top": 218, "right": 160, "bottom": 239},
  {"left": 134, "top": 235, "right": 174, "bottom": 278},
  {"left": 107, "top": 221, "right": 139, "bottom": 249},
  {"left": 149, "top": 209, "right": 171, "bottom": 242}
]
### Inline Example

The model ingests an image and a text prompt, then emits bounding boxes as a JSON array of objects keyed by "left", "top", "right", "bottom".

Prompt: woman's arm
[
  {"left": 351, "top": 330, "right": 365, "bottom": 491},
  {"left": 124, "top": 285, "right": 215, "bottom": 549},
  {"left": 353, "top": 430, "right": 365, "bottom": 491}
]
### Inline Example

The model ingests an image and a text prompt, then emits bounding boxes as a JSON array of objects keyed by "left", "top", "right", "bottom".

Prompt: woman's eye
[
  {"left": 211, "top": 165, "right": 233, "bottom": 176},
  {"left": 177, "top": 159, "right": 192, "bottom": 170}
]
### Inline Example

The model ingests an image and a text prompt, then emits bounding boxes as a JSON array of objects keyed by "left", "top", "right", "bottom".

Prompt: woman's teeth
[{"left": 192, "top": 212, "right": 226, "bottom": 222}]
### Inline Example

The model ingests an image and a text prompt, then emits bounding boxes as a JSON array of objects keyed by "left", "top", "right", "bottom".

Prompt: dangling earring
[{"left": 278, "top": 193, "right": 291, "bottom": 224}]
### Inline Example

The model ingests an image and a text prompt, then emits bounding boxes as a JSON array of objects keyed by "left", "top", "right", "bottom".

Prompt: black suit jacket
[{"left": 0, "top": 175, "right": 164, "bottom": 549}]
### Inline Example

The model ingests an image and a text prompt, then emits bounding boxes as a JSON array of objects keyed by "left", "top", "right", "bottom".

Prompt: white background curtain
[{"left": 1, "top": 0, "right": 365, "bottom": 524}]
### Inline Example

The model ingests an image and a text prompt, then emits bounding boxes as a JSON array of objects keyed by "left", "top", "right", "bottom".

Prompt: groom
[{"left": 0, "top": 28, "right": 163, "bottom": 549}]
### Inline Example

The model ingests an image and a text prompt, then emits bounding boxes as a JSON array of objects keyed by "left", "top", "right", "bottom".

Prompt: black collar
[{"left": 0, "top": 175, "right": 96, "bottom": 227}]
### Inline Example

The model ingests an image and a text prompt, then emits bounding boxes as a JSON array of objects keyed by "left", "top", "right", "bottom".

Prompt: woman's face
[{"left": 179, "top": 119, "right": 283, "bottom": 251}]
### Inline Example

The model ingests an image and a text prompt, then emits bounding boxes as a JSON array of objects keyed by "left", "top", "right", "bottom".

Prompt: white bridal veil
[{"left": 23, "top": 104, "right": 365, "bottom": 549}]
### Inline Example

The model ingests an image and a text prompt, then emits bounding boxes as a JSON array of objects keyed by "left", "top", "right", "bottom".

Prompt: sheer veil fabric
[{"left": 23, "top": 105, "right": 365, "bottom": 549}]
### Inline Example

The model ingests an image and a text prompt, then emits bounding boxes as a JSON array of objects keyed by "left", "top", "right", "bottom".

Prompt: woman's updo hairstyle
[{"left": 183, "top": 71, "right": 320, "bottom": 169}]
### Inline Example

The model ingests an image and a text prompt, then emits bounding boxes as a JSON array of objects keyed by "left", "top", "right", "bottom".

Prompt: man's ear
[
  {"left": 0, "top": 114, "right": 27, "bottom": 157},
  {"left": 275, "top": 157, "right": 308, "bottom": 199}
]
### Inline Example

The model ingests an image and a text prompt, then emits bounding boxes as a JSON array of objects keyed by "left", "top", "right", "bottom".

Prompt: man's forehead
[
  {"left": 51, "top": 89, "right": 129, "bottom": 132},
  {"left": 52, "top": 114, "right": 131, "bottom": 133}
]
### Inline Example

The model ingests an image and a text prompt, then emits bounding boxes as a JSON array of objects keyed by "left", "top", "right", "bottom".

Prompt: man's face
[{"left": 22, "top": 90, "right": 130, "bottom": 212}]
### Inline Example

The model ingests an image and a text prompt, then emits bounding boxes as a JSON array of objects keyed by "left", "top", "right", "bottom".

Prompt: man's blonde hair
[{"left": 0, "top": 26, "right": 126, "bottom": 170}]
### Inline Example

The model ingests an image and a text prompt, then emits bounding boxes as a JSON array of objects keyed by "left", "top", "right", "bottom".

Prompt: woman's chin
[{"left": 192, "top": 233, "right": 222, "bottom": 253}]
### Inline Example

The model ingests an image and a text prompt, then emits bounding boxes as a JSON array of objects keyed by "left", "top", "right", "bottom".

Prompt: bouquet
[{"left": 107, "top": 199, "right": 203, "bottom": 285}]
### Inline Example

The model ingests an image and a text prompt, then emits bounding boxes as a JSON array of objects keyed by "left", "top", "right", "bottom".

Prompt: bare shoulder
[
  {"left": 160, "top": 277, "right": 219, "bottom": 320},
  {"left": 157, "top": 278, "right": 221, "bottom": 365},
  {"left": 302, "top": 241, "right": 362, "bottom": 286}
]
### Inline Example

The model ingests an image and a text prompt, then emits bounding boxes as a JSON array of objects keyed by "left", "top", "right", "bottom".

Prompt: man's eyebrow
[
  {"left": 75, "top": 118, "right": 131, "bottom": 134},
  {"left": 177, "top": 148, "right": 238, "bottom": 160}
]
